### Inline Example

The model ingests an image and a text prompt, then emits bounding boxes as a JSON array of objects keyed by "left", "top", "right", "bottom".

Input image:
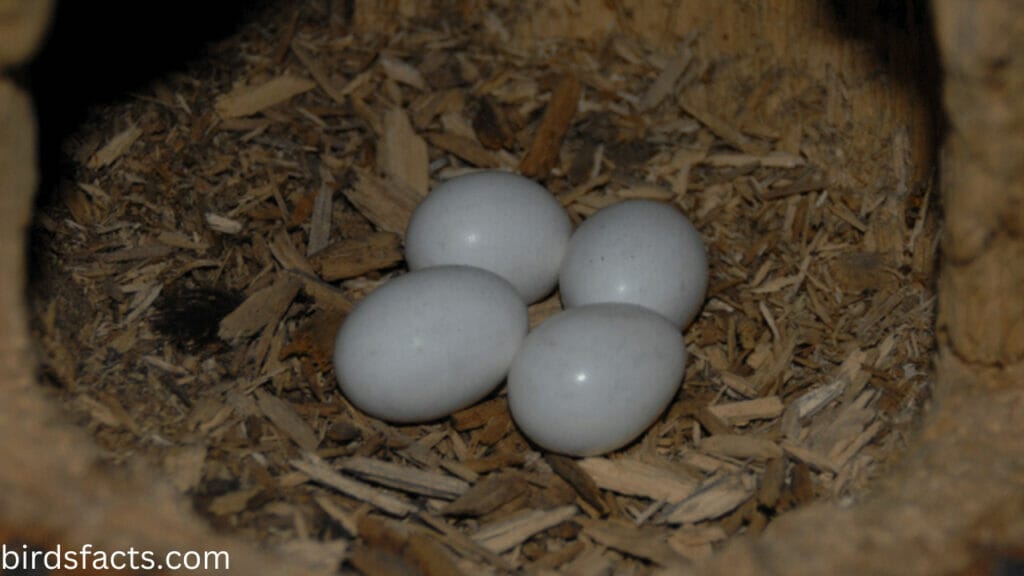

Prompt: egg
[
  {"left": 404, "top": 170, "right": 572, "bottom": 303},
  {"left": 333, "top": 266, "right": 528, "bottom": 423},
  {"left": 559, "top": 199, "right": 708, "bottom": 328},
  {"left": 507, "top": 303, "right": 686, "bottom": 456}
]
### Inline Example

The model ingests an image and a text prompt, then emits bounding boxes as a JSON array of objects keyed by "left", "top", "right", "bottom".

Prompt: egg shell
[
  {"left": 559, "top": 199, "right": 708, "bottom": 328},
  {"left": 507, "top": 303, "right": 687, "bottom": 456},
  {"left": 334, "top": 266, "right": 528, "bottom": 423},
  {"left": 404, "top": 170, "right": 572, "bottom": 303}
]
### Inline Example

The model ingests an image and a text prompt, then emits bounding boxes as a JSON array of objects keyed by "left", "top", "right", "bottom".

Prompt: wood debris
[
  {"left": 425, "top": 132, "right": 502, "bottom": 168},
  {"left": 472, "top": 505, "right": 578, "bottom": 553},
  {"left": 545, "top": 454, "right": 610, "bottom": 516},
  {"left": 87, "top": 124, "right": 141, "bottom": 169},
  {"left": 638, "top": 47, "right": 693, "bottom": 111},
  {"left": 215, "top": 74, "right": 316, "bottom": 119},
  {"left": 578, "top": 457, "right": 698, "bottom": 503},
  {"left": 338, "top": 456, "right": 470, "bottom": 500},
  {"left": 218, "top": 276, "right": 301, "bottom": 340},
  {"left": 380, "top": 107, "right": 429, "bottom": 196},
  {"left": 311, "top": 232, "right": 403, "bottom": 281},
  {"left": 356, "top": 515, "right": 463, "bottom": 576},
  {"left": 706, "top": 396, "right": 785, "bottom": 426},
  {"left": 442, "top": 472, "right": 529, "bottom": 517},
  {"left": 342, "top": 172, "right": 423, "bottom": 234},
  {"left": 579, "top": 518, "right": 687, "bottom": 567},
  {"left": 667, "top": 525, "right": 727, "bottom": 561},
  {"left": 293, "top": 454, "right": 416, "bottom": 518},
  {"left": 666, "top": 475, "right": 757, "bottom": 524},
  {"left": 519, "top": 75, "right": 581, "bottom": 178},
  {"left": 255, "top": 389, "right": 320, "bottom": 452}
]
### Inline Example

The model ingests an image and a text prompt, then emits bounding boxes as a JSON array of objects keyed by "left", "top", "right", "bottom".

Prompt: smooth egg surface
[
  {"left": 334, "top": 266, "right": 528, "bottom": 423},
  {"left": 508, "top": 303, "right": 686, "bottom": 456},
  {"left": 559, "top": 199, "right": 708, "bottom": 327},
  {"left": 404, "top": 171, "right": 572, "bottom": 303}
]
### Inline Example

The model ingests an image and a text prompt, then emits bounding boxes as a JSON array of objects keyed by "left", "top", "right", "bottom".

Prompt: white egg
[
  {"left": 334, "top": 266, "right": 528, "bottom": 423},
  {"left": 404, "top": 171, "right": 572, "bottom": 303},
  {"left": 559, "top": 199, "right": 708, "bottom": 328},
  {"left": 507, "top": 303, "right": 686, "bottom": 456}
]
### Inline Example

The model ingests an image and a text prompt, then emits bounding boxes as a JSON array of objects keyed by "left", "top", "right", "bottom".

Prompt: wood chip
[
  {"left": 519, "top": 75, "right": 581, "bottom": 178},
  {"left": 342, "top": 172, "right": 424, "bottom": 234},
  {"left": 695, "top": 406, "right": 732, "bottom": 436},
  {"left": 562, "top": 547, "right": 615, "bottom": 575},
  {"left": 311, "top": 232, "right": 403, "bottom": 281},
  {"left": 788, "top": 378, "right": 846, "bottom": 423},
  {"left": 639, "top": 48, "right": 692, "bottom": 111},
  {"left": 761, "top": 171, "right": 828, "bottom": 200},
  {"left": 472, "top": 97, "right": 514, "bottom": 150},
  {"left": 358, "top": 515, "right": 463, "bottom": 576},
  {"left": 380, "top": 107, "right": 429, "bottom": 196},
  {"left": 701, "top": 152, "right": 805, "bottom": 169},
  {"left": 579, "top": 518, "right": 687, "bottom": 567},
  {"left": 810, "top": 391, "right": 877, "bottom": 458},
  {"left": 832, "top": 420, "right": 883, "bottom": 470},
  {"left": 665, "top": 474, "right": 756, "bottom": 524},
  {"left": 472, "top": 505, "right": 577, "bottom": 553},
  {"left": 218, "top": 276, "right": 301, "bottom": 340},
  {"left": 706, "top": 396, "right": 785, "bottom": 426},
  {"left": 208, "top": 487, "right": 262, "bottom": 516},
  {"left": 285, "top": 269, "right": 354, "bottom": 315},
  {"left": 528, "top": 292, "right": 563, "bottom": 328},
  {"left": 87, "top": 124, "right": 142, "bottom": 169},
  {"left": 306, "top": 182, "right": 334, "bottom": 256},
  {"left": 292, "top": 453, "right": 416, "bottom": 517},
  {"left": 442, "top": 472, "right": 529, "bottom": 517},
  {"left": 205, "top": 212, "right": 244, "bottom": 235},
  {"left": 97, "top": 241, "right": 174, "bottom": 262},
  {"left": 379, "top": 55, "right": 426, "bottom": 90},
  {"left": 667, "top": 525, "right": 727, "bottom": 561},
  {"left": 719, "top": 372, "right": 758, "bottom": 398},
  {"left": 338, "top": 456, "right": 470, "bottom": 500},
  {"left": 451, "top": 398, "right": 507, "bottom": 431},
  {"left": 545, "top": 454, "right": 609, "bottom": 516},
  {"left": 781, "top": 442, "right": 837, "bottom": 473},
  {"left": 290, "top": 41, "right": 349, "bottom": 105},
  {"left": 578, "top": 457, "right": 697, "bottom": 503},
  {"left": 313, "top": 493, "right": 360, "bottom": 536},
  {"left": 758, "top": 458, "right": 786, "bottom": 509},
  {"left": 679, "top": 93, "right": 768, "bottom": 156},
  {"left": 700, "top": 434, "right": 783, "bottom": 460},
  {"left": 255, "top": 389, "right": 320, "bottom": 452},
  {"left": 215, "top": 74, "right": 316, "bottom": 119},
  {"left": 417, "top": 513, "right": 514, "bottom": 572},
  {"left": 269, "top": 229, "right": 316, "bottom": 275},
  {"left": 425, "top": 132, "right": 502, "bottom": 168}
]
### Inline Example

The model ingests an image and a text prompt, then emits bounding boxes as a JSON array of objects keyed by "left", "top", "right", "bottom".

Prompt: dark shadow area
[
  {"left": 25, "top": 0, "right": 273, "bottom": 291},
  {"left": 822, "top": 0, "right": 946, "bottom": 187},
  {"left": 29, "top": 0, "right": 267, "bottom": 208}
]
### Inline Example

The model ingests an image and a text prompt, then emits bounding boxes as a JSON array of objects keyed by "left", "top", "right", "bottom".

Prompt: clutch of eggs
[{"left": 332, "top": 171, "right": 708, "bottom": 457}]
